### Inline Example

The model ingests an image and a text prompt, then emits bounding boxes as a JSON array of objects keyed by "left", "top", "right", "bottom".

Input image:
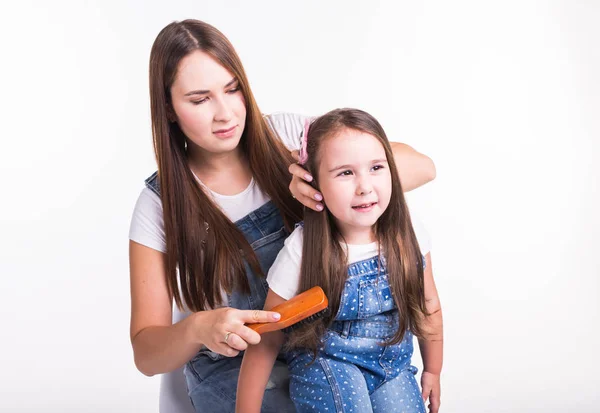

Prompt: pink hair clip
[{"left": 298, "top": 119, "right": 310, "bottom": 165}]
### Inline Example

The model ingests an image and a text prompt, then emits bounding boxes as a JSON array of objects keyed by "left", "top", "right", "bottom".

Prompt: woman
[{"left": 129, "top": 19, "right": 436, "bottom": 413}]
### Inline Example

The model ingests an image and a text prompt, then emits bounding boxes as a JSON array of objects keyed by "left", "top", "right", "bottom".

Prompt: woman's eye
[
  {"left": 227, "top": 86, "right": 240, "bottom": 94},
  {"left": 191, "top": 98, "right": 208, "bottom": 105}
]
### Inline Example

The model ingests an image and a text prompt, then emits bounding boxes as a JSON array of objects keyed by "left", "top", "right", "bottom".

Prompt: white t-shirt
[
  {"left": 267, "top": 216, "right": 432, "bottom": 300},
  {"left": 129, "top": 112, "right": 308, "bottom": 254},
  {"left": 128, "top": 112, "right": 309, "bottom": 413}
]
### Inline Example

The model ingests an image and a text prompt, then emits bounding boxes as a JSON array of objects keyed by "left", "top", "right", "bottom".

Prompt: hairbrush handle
[{"left": 248, "top": 286, "right": 328, "bottom": 334}]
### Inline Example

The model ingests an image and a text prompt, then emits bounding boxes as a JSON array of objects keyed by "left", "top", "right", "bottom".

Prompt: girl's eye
[
  {"left": 191, "top": 97, "right": 208, "bottom": 105},
  {"left": 372, "top": 164, "right": 385, "bottom": 172},
  {"left": 337, "top": 170, "right": 353, "bottom": 177}
]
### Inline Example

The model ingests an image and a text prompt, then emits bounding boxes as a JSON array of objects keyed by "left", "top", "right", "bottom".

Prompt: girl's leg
[
  {"left": 288, "top": 352, "right": 373, "bottom": 413},
  {"left": 370, "top": 367, "right": 426, "bottom": 413},
  {"left": 184, "top": 355, "right": 295, "bottom": 413}
]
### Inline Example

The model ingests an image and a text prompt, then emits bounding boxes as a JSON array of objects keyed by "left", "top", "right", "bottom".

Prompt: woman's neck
[{"left": 187, "top": 146, "right": 252, "bottom": 196}]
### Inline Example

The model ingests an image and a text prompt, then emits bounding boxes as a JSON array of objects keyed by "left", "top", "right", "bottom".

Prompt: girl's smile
[{"left": 351, "top": 201, "right": 378, "bottom": 212}]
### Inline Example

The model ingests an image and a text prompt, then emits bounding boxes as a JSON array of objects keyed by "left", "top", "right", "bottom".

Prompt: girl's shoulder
[{"left": 283, "top": 223, "right": 305, "bottom": 254}]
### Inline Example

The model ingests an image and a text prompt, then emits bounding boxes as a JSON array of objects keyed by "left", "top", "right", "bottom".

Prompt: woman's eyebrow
[{"left": 184, "top": 78, "right": 238, "bottom": 96}]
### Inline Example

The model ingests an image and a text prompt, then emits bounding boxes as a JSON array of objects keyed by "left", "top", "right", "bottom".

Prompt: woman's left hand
[
  {"left": 421, "top": 371, "right": 441, "bottom": 413},
  {"left": 288, "top": 150, "right": 324, "bottom": 212}
]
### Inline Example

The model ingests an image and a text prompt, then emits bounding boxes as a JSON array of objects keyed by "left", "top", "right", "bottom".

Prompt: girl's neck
[
  {"left": 187, "top": 146, "right": 252, "bottom": 195},
  {"left": 339, "top": 226, "right": 377, "bottom": 245}
]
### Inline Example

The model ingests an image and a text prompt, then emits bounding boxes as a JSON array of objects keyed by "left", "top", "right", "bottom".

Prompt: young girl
[
  {"left": 237, "top": 108, "right": 443, "bottom": 413},
  {"left": 129, "top": 20, "right": 437, "bottom": 413}
]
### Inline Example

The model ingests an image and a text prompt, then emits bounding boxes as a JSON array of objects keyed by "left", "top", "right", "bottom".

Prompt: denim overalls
[
  {"left": 286, "top": 255, "right": 426, "bottom": 413},
  {"left": 145, "top": 172, "right": 296, "bottom": 413}
]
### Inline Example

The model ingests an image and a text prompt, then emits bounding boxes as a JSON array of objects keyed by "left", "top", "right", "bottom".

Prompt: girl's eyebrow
[
  {"left": 328, "top": 159, "right": 388, "bottom": 172},
  {"left": 184, "top": 78, "right": 238, "bottom": 96},
  {"left": 328, "top": 164, "right": 353, "bottom": 173}
]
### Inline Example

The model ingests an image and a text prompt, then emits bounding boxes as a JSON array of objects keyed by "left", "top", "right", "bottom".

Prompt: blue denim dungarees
[
  {"left": 145, "top": 172, "right": 296, "bottom": 413},
  {"left": 286, "top": 255, "right": 426, "bottom": 413}
]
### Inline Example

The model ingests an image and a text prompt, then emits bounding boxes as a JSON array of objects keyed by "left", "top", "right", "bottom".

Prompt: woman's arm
[
  {"left": 236, "top": 290, "right": 287, "bottom": 413},
  {"left": 289, "top": 143, "right": 436, "bottom": 211},
  {"left": 417, "top": 252, "right": 443, "bottom": 413},
  {"left": 390, "top": 142, "right": 436, "bottom": 191},
  {"left": 129, "top": 241, "right": 280, "bottom": 376}
]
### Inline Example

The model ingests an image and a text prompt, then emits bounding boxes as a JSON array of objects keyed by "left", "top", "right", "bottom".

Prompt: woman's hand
[
  {"left": 192, "top": 307, "right": 281, "bottom": 357},
  {"left": 421, "top": 371, "right": 441, "bottom": 413},
  {"left": 288, "top": 150, "right": 324, "bottom": 212}
]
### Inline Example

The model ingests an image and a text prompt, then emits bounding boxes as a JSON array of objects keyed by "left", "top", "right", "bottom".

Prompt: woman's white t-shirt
[{"left": 129, "top": 112, "right": 308, "bottom": 254}]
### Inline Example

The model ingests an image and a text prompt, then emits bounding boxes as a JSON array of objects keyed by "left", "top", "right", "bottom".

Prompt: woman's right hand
[
  {"left": 192, "top": 307, "right": 281, "bottom": 357},
  {"left": 288, "top": 150, "right": 324, "bottom": 212}
]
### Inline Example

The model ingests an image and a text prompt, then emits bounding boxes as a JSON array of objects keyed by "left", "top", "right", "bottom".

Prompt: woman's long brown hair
[
  {"left": 149, "top": 20, "right": 302, "bottom": 311},
  {"left": 286, "top": 109, "right": 427, "bottom": 355}
]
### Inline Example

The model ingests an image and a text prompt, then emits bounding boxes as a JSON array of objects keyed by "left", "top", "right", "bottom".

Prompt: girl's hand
[
  {"left": 288, "top": 150, "right": 324, "bottom": 212},
  {"left": 192, "top": 307, "right": 281, "bottom": 357},
  {"left": 421, "top": 371, "right": 441, "bottom": 413}
]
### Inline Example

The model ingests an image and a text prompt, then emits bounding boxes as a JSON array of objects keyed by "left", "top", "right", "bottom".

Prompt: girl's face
[
  {"left": 317, "top": 128, "right": 392, "bottom": 244},
  {"left": 169, "top": 50, "right": 246, "bottom": 159}
]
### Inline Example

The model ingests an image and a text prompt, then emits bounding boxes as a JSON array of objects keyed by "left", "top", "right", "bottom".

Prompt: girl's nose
[{"left": 356, "top": 180, "right": 373, "bottom": 196}]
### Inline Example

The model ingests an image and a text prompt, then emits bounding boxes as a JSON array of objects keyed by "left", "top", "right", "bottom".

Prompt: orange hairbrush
[{"left": 248, "top": 286, "right": 329, "bottom": 334}]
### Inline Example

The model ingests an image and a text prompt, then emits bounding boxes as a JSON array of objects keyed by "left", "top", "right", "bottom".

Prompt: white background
[{"left": 1, "top": 1, "right": 598, "bottom": 412}]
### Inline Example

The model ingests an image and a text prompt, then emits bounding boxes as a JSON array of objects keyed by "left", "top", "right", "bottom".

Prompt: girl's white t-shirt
[{"left": 267, "top": 218, "right": 432, "bottom": 301}]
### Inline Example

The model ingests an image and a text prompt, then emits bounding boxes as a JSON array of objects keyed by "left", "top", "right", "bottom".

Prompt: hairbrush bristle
[{"left": 281, "top": 307, "right": 330, "bottom": 334}]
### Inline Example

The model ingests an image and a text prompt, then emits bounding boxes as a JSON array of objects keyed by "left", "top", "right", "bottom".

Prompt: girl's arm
[
  {"left": 418, "top": 252, "right": 443, "bottom": 413},
  {"left": 236, "top": 290, "right": 287, "bottom": 413},
  {"left": 129, "top": 241, "right": 280, "bottom": 376},
  {"left": 289, "top": 142, "right": 436, "bottom": 211}
]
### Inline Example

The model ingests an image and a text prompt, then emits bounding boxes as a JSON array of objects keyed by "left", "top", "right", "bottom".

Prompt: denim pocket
[
  {"left": 250, "top": 226, "right": 287, "bottom": 250},
  {"left": 358, "top": 274, "right": 396, "bottom": 318},
  {"left": 358, "top": 276, "right": 383, "bottom": 318}
]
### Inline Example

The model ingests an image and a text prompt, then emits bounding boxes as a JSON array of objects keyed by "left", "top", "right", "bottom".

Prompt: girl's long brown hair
[
  {"left": 286, "top": 108, "right": 427, "bottom": 354},
  {"left": 149, "top": 20, "right": 302, "bottom": 311}
]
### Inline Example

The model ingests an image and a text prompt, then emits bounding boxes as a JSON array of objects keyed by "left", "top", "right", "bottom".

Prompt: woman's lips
[{"left": 213, "top": 125, "right": 237, "bottom": 139}]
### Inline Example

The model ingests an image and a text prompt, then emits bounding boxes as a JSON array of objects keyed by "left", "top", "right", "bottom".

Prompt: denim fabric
[
  {"left": 145, "top": 173, "right": 296, "bottom": 413},
  {"left": 287, "top": 256, "right": 425, "bottom": 413}
]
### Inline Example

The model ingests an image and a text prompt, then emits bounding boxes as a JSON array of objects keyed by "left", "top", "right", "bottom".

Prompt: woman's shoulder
[
  {"left": 264, "top": 112, "right": 313, "bottom": 151},
  {"left": 134, "top": 185, "right": 162, "bottom": 209},
  {"left": 144, "top": 170, "right": 160, "bottom": 197},
  {"left": 129, "top": 184, "right": 166, "bottom": 253},
  {"left": 264, "top": 111, "right": 312, "bottom": 122}
]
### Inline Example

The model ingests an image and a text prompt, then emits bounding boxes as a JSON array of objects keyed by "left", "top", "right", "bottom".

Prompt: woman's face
[{"left": 169, "top": 50, "right": 246, "bottom": 159}]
